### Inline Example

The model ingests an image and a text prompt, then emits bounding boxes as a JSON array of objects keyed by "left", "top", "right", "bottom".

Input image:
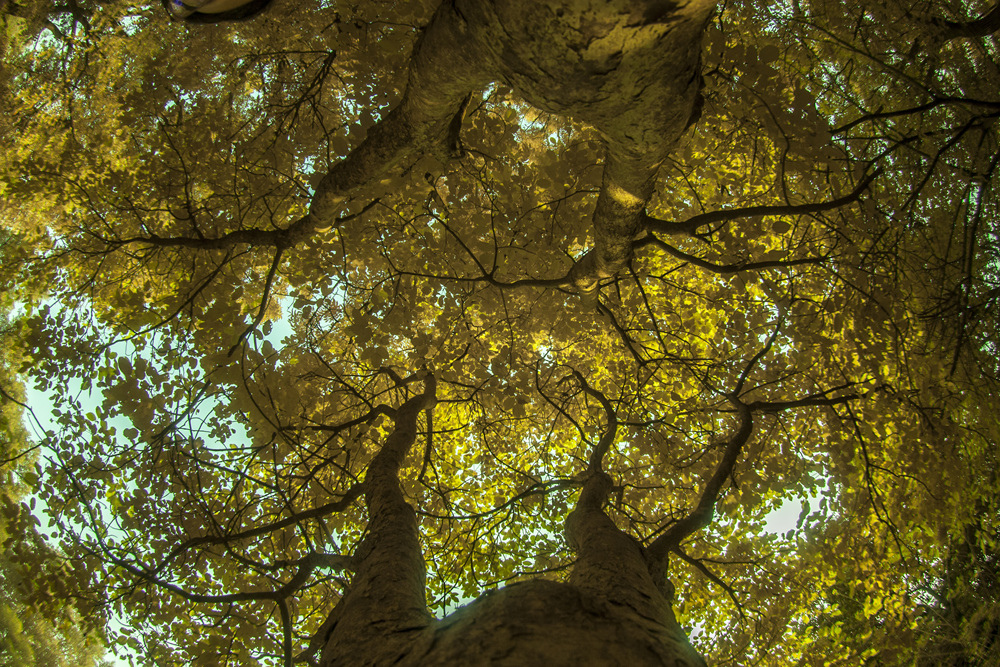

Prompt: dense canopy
[{"left": 1, "top": 0, "right": 999, "bottom": 664}]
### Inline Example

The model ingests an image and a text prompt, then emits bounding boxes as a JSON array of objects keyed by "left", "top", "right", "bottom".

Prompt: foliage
[
  {"left": 0, "top": 231, "right": 111, "bottom": 667},
  {"left": 1, "top": 0, "right": 998, "bottom": 664}
]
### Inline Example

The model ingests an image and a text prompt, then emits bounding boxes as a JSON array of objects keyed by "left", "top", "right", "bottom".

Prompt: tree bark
[
  {"left": 313, "top": 2, "right": 717, "bottom": 662},
  {"left": 319, "top": 382, "right": 705, "bottom": 666},
  {"left": 458, "top": 0, "right": 714, "bottom": 294},
  {"left": 307, "top": 2, "right": 492, "bottom": 225},
  {"left": 307, "top": 0, "right": 715, "bottom": 295},
  {"left": 319, "top": 377, "right": 438, "bottom": 666}
]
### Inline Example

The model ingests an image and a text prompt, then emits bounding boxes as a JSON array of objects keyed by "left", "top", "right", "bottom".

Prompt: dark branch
[
  {"left": 117, "top": 550, "right": 348, "bottom": 606},
  {"left": 933, "top": 1, "right": 1000, "bottom": 38},
  {"left": 155, "top": 484, "right": 363, "bottom": 573},
  {"left": 571, "top": 370, "right": 618, "bottom": 473},
  {"left": 642, "top": 236, "right": 827, "bottom": 274},
  {"left": 229, "top": 247, "right": 285, "bottom": 356},
  {"left": 647, "top": 399, "right": 753, "bottom": 563},
  {"left": 832, "top": 97, "right": 1000, "bottom": 135},
  {"left": 746, "top": 392, "right": 860, "bottom": 412},
  {"left": 642, "top": 172, "right": 878, "bottom": 236},
  {"left": 673, "top": 547, "right": 747, "bottom": 622}
]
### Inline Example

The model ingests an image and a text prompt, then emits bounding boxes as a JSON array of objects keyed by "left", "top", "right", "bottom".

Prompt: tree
[
  {"left": 0, "top": 230, "right": 111, "bottom": 667},
  {"left": 2, "top": 0, "right": 998, "bottom": 664}
]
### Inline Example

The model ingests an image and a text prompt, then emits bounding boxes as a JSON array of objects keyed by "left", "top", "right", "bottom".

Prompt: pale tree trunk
[{"left": 306, "top": 0, "right": 714, "bottom": 295}]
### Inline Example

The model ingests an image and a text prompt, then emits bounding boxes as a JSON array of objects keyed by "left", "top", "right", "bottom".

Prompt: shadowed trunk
[{"left": 318, "top": 376, "right": 438, "bottom": 666}]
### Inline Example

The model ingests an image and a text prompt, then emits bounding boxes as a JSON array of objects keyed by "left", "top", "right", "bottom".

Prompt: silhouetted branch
[
  {"left": 933, "top": 1, "right": 1000, "bottom": 38},
  {"left": 643, "top": 236, "right": 827, "bottom": 274},
  {"left": 278, "top": 597, "right": 293, "bottom": 667},
  {"left": 673, "top": 547, "right": 746, "bottom": 622},
  {"left": 831, "top": 97, "right": 1000, "bottom": 135},
  {"left": 114, "top": 550, "right": 349, "bottom": 606},
  {"left": 571, "top": 370, "right": 618, "bottom": 473},
  {"left": 229, "top": 247, "right": 285, "bottom": 356},
  {"left": 642, "top": 172, "right": 878, "bottom": 236},
  {"left": 647, "top": 399, "right": 753, "bottom": 562},
  {"left": 154, "top": 484, "right": 364, "bottom": 574}
]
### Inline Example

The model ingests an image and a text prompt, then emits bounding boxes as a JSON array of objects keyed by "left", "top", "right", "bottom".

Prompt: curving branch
[
  {"left": 646, "top": 379, "right": 866, "bottom": 565},
  {"left": 932, "top": 1, "right": 1000, "bottom": 38},
  {"left": 571, "top": 370, "right": 618, "bottom": 474},
  {"left": 641, "top": 235, "right": 828, "bottom": 274},
  {"left": 112, "top": 200, "right": 380, "bottom": 253},
  {"left": 116, "top": 215, "right": 311, "bottom": 251},
  {"left": 229, "top": 246, "right": 285, "bottom": 356},
  {"left": 647, "top": 398, "right": 754, "bottom": 563},
  {"left": 114, "top": 549, "right": 351, "bottom": 606},
  {"left": 153, "top": 484, "right": 363, "bottom": 575},
  {"left": 645, "top": 315, "right": 817, "bottom": 561},
  {"left": 672, "top": 547, "right": 747, "bottom": 622},
  {"left": 416, "top": 478, "right": 578, "bottom": 521},
  {"left": 642, "top": 171, "right": 879, "bottom": 237},
  {"left": 831, "top": 97, "right": 1000, "bottom": 135},
  {"left": 746, "top": 386, "right": 862, "bottom": 412}
]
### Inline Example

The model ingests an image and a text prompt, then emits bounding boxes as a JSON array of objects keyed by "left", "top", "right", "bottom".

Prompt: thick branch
[
  {"left": 746, "top": 391, "right": 860, "bottom": 412},
  {"left": 308, "top": 4, "right": 490, "bottom": 224}
]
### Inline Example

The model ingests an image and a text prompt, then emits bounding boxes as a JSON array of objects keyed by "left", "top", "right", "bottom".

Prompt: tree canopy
[
  {"left": 1, "top": 0, "right": 999, "bottom": 664},
  {"left": 0, "top": 230, "right": 111, "bottom": 666}
]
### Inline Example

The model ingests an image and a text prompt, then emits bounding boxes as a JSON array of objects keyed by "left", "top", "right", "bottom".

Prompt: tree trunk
[
  {"left": 318, "top": 381, "right": 705, "bottom": 666},
  {"left": 308, "top": 0, "right": 714, "bottom": 295},
  {"left": 314, "top": 1, "right": 716, "bottom": 662}
]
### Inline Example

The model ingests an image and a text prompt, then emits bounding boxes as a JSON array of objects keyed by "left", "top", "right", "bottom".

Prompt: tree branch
[
  {"left": 228, "top": 246, "right": 284, "bottom": 356},
  {"left": 673, "top": 547, "right": 746, "bottom": 622},
  {"left": 642, "top": 235, "right": 827, "bottom": 274},
  {"left": 642, "top": 172, "right": 878, "bottom": 236},
  {"left": 932, "top": 1, "right": 1000, "bottom": 38},
  {"left": 115, "top": 549, "right": 347, "bottom": 607},
  {"left": 647, "top": 398, "right": 753, "bottom": 563},
  {"left": 571, "top": 370, "right": 617, "bottom": 474},
  {"left": 831, "top": 97, "right": 1000, "bottom": 135},
  {"left": 278, "top": 597, "right": 293, "bottom": 667},
  {"left": 155, "top": 484, "right": 363, "bottom": 573}
]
